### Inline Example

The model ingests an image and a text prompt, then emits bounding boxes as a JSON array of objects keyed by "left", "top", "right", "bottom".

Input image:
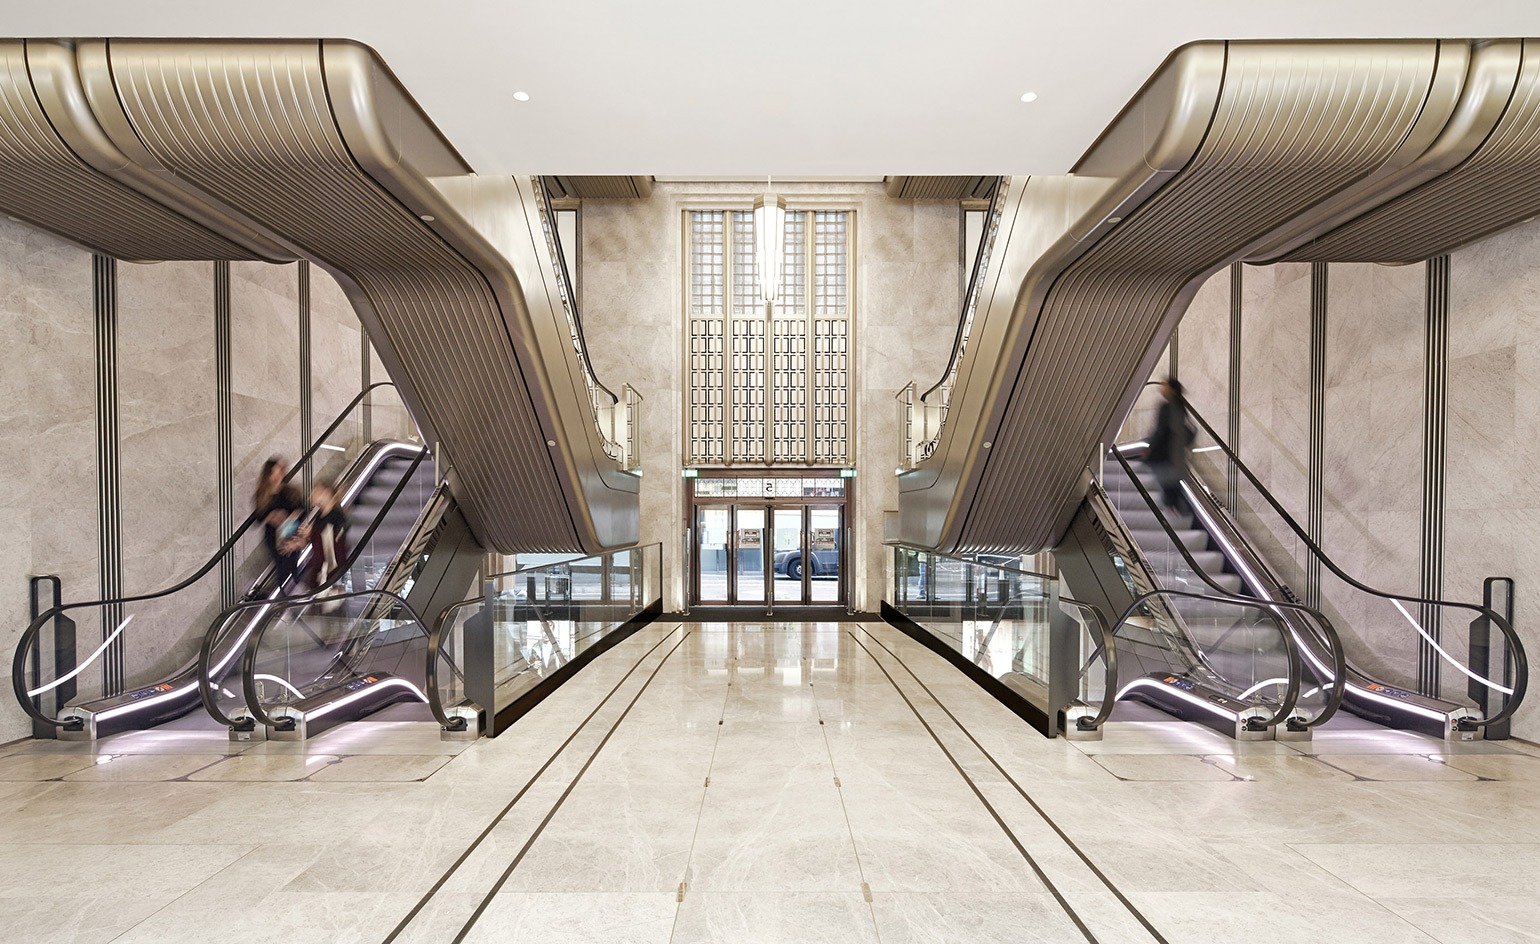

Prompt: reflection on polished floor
[{"left": 3, "top": 621, "right": 1539, "bottom": 943}]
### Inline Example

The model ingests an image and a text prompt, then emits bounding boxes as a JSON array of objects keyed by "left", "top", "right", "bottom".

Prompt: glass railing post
[{"left": 463, "top": 578, "right": 496, "bottom": 736}]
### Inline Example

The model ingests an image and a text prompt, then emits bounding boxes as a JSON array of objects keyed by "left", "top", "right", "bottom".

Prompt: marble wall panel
[
  {"left": 230, "top": 262, "right": 301, "bottom": 512},
  {"left": 0, "top": 219, "right": 95, "bottom": 741},
  {"left": 115, "top": 261, "right": 222, "bottom": 683},
  {"left": 309, "top": 267, "right": 364, "bottom": 438},
  {"left": 1178, "top": 265, "right": 1231, "bottom": 438},
  {"left": 580, "top": 183, "right": 958, "bottom": 610}
]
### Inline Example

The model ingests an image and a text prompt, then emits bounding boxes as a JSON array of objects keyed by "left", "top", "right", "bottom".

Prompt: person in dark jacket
[
  {"left": 254, "top": 457, "right": 308, "bottom": 590},
  {"left": 1145, "top": 377, "right": 1194, "bottom": 516}
]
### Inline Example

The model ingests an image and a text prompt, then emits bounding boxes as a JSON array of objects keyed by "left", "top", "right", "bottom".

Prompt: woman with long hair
[{"left": 254, "top": 457, "right": 307, "bottom": 589}]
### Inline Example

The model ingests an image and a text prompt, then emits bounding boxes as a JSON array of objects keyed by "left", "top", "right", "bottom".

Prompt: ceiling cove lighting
[
  {"left": 1019, "top": 92, "right": 1038, "bottom": 103},
  {"left": 753, "top": 180, "right": 787, "bottom": 306}
]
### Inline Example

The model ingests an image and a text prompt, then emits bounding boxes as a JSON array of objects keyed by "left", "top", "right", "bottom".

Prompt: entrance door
[
  {"left": 688, "top": 473, "right": 849, "bottom": 609},
  {"left": 768, "top": 505, "right": 844, "bottom": 606},
  {"left": 694, "top": 504, "right": 771, "bottom": 605}
]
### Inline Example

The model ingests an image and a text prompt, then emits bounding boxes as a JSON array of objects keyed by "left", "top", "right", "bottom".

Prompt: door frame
[{"left": 687, "top": 470, "right": 850, "bottom": 611}]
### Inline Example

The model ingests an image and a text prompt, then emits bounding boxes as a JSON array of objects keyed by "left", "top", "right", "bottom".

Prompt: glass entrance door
[{"left": 688, "top": 474, "right": 849, "bottom": 608}]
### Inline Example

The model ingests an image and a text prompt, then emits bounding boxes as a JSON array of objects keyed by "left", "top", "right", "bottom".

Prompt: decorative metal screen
[{"left": 686, "top": 208, "right": 852, "bottom": 465}]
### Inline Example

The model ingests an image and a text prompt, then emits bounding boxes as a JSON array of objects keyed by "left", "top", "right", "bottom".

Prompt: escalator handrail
[
  {"left": 231, "top": 587, "right": 451, "bottom": 730},
  {"left": 1169, "top": 389, "right": 1527, "bottom": 727},
  {"left": 920, "top": 177, "right": 1006, "bottom": 405},
  {"left": 197, "top": 447, "right": 430, "bottom": 727},
  {"left": 534, "top": 177, "right": 618, "bottom": 405},
  {"left": 1107, "top": 447, "right": 1348, "bottom": 727},
  {"left": 1110, "top": 587, "right": 1330, "bottom": 729},
  {"left": 12, "top": 380, "right": 405, "bottom": 729}
]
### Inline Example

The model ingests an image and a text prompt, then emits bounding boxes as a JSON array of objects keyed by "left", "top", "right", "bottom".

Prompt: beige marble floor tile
[
  {"left": 1293, "top": 843, "right": 1540, "bottom": 899},
  {"left": 0, "top": 842, "right": 251, "bottom": 897},
  {"left": 1091, "top": 753, "right": 1238, "bottom": 781},
  {"left": 672, "top": 892, "right": 879, "bottom": 944},
  {"left": 1379, "top": 895, "right": 1540, "bottom": 944},
  {"left": 461, "top": 892, "right": 677, "bottom": 944},
  {"left": 868, "top": 892, "right": 1088, "bottom": 944},
  {"left": 689, "top": 779, "right": 864, "bottom": 892},
  {"left": 62, "top": 753, "right": 225, "bottom": 781},
  {"left": 1209, "top": 753, "right": 1355, "bottom": 781},
  {"left": 0, "top": 752, "right": 100, "bottom": 780},
  {"left": 187, "top": 754, "right": 343, "bottom": 781},
  {"left": 110, "top": 891, "right": 408, "bottom": 944},
  {"left": 0, "top": 895, "right": 174, "bottom": 944},
  {"left": 496, "top": 780, "right": 703, "bottom": 893},
  {"left": 1443, "top": 752, "right": 1540, "bottom": 780},
  {"left": 1296, "top": 730, "right": 1485, "bottom": 754},
  {"left": 708, "top": 721, "right": 832, "bottom": 783},
  {"left": 577, "top": 721, "right": 720, "bottom": 784},
  {"left": 1315, "top": 753, "right": 1481, "bottom": 781},
  {"left": 1130, "top": 891, "right": 1441, "bottom": 943},
  {"left": 306, "top": 753, "right": 451, "bottom": 781},
  {"left": 0, "top": 780, "right": 235, "bottom": 843}
]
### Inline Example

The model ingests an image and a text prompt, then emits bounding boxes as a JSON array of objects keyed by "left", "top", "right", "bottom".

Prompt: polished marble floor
[{"left": 4, "top": 621, "right": 1539, "bottom": 943}]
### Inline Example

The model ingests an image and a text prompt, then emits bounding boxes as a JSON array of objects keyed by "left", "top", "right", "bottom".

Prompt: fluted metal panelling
[
  {"left": 0, "top": 42, "right": 254, "bottom": 261},
  {"left": 884, "top": 176, "right": 993, "bottom": 200},
  {"left": 1285, "top": 41, "right": 1540, "bottom": 263},
  {"left": 545, "top": 176, "right": 654, "bottom": 200},
  {"left": 103, "top": 42, "right": 581, "bottom": 551},
  {"left": 959, "top": 43, "right": 1443, "bottom": 552}
]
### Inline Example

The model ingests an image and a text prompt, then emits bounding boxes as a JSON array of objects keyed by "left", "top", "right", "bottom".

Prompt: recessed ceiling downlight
[
  {"left": 513, "top": 91, "right": 531, "bottom": 102},
  {"left": 1019, "top": 92, "right": 1038, "bottom": 103}
]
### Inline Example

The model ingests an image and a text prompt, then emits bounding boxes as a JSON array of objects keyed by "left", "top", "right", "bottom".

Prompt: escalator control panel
[
  {"left": 344, "top": 676, "right": 380, "bottom": 692},
  {"left": 129, "top": 683, "right": 176, "bottom": 699},
  {"left": 1365, "top": 682, "right": 1413, "bottom": 700},
  {"left": 1162, "top": 675, "right": 1197, "bottom": 691}
]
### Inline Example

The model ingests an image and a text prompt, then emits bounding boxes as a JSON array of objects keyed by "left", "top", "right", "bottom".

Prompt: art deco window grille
[{"left": 686, "top": 208, "right": 852, "bottom": 465}]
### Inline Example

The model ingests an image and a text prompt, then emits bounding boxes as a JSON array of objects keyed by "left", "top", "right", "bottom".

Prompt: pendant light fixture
[{"left": 753, "top": 177, "right": 786, "bottom": 306}]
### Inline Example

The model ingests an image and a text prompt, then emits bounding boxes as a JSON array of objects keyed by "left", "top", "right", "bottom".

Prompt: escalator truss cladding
[
  {"left": 0, "top": 38, "right": 638, "bottom": 553},
  {"left": 900, "top": 38, "right": 1540, "bottom": 556}
]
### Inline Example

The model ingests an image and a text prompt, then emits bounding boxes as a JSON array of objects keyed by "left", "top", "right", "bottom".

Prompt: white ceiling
[{"left": 10, "top": 1, "right": 1540, "bottom": 176}]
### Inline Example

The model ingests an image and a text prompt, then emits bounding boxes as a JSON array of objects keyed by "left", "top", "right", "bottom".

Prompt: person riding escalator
[{"left": 1145, "top": 377, "right": 1195, "bottom": 517}]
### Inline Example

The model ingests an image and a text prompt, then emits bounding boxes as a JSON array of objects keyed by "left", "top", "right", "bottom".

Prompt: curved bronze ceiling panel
[
  {"left": 1283, "top": 40, "right": 1540, "bottom": 263},
  {"left": 97, "top": 39, "right": 631, "bottom": 552},
  {"left": 903, "top": 40, "right": 1475, "bottom": 554},
  {"left": 0, "top": 37, "right": 637, "bottom": 553},
  {"left": 0, "top": 41, "right": 257, "bottom": 261}
]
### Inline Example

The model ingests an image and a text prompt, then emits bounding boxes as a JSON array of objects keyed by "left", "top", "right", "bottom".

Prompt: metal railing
[{"left": 533, "top": 178, "right": 641, "bottom": 470}]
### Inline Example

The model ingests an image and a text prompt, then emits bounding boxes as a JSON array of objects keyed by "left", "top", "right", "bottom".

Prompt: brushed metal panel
[
  {"left": 0, "top": 41, "right": 256, "bottom": 261},
  {"left": 1283, "top": 40, "right": 1540, "bottom": 263},
  {"left": 91, "top": 39, "right": 634, "bottom": 553},
  {"left": 903, "top": 40, "right": 1458, "bottom": 555},
  {"left": 546, "top": 175, "right": 654, "bottom": 199}
]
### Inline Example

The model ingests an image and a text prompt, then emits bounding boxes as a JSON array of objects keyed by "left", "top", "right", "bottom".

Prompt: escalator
[
  {"left": 1088, "top": 392, "right": 1527, "bottom": 740},
  {"left": 1056, "top": 472, "right": 1342, "bottom": 740},
  {"left": 13, "top": 385, "right": 441, "bottom": 740}
]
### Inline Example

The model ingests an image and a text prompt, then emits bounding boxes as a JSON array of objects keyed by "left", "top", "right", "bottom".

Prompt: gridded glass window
[
  {"left": 686, "top": 208, "right": 852, "bottom": 466},
  {"left": 690, "top": 211, "right": 725, "bottom": 314},
  {"left": 776, "top": 212, "right": 807, "bottom": 315},
  {"left": 814, "top": 212, "right": 848, "bottom": 314},
  {"left": 731, "top": 212, "right": 758, "bottom": 312}
]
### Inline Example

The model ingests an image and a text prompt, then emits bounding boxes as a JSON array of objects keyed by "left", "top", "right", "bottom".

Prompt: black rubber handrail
[
  {"left": 536, "top": 178, "right": 617, "bottom": 403},
  {"left": 13, "top": 381, "right": 405, "bottom": 729},
  {"left": 426, "top": 543, "right": 663, "bottom": 731},
  {"left": 920, "top": 177, "right": 1005, "bottom": 404},
  {"left": 1107, "top": 447, "right": 1348, "bottom": 728},
  {"left": 231, "top": 587, "right": 451, "bottom": 729},
  {"left": 1108, "top": 587, "right": 1324, "bottom": 729},
  {"left": 197, "top": 446, "right": 429, "bottom": 728},
  {"left": 1138, "top": 385, "right": 1527, "bottom": 727}
]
